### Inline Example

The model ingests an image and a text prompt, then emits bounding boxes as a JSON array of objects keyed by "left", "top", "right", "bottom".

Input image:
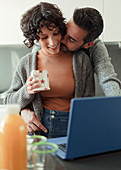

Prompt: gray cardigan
[
  {"left": 4, "top": 50, "right": 95, "bottom": 120},
  {"left": 88, "top": 39, "right": 121, "bottom": 96}
]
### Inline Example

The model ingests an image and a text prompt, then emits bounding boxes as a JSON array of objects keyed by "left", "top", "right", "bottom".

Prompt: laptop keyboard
[{"left": 58, "top": 143, "right": 67, "bottom": 152}]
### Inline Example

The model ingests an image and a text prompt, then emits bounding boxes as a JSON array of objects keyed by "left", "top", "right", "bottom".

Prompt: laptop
[{"left": 48, "top": 96, "right": 121, "bottom": 159}]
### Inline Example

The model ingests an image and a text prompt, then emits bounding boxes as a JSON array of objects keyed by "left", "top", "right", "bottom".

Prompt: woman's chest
[{"left": 37, "top": 55, "right": 74, "bottom": 95}]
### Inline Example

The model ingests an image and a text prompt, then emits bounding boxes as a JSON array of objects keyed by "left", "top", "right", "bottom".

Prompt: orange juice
[{"left": 0, "top": 104, "right": 27, "bottom": 170}]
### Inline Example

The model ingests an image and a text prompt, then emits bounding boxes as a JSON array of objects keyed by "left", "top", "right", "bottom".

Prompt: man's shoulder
[
  {"left": 83, "top": 38, "right": 109, "bottom": 62},
  {"left": 75, "top": 39, "right": 106, "bottom": 57},
  {"left": 74, "top": 49, "right": 88, "bottom": 57},
  {"left": 74, "top": 50, "right": 91, "bottom": 64},
  {"left": 91, "top": 38, "right": 105, "bottom": 49}
]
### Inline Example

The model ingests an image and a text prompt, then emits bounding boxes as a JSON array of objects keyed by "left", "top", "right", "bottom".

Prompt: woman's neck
[{"left": 38, "top": 49, "right": 64, "bottom": 59}]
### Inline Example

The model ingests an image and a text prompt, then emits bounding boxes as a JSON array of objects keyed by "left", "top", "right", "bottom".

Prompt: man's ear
[{"left": 83, "top": 41, "right": 94, "bottom": 49}]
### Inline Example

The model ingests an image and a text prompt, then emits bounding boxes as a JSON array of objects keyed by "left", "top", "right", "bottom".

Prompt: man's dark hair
[
  {"left": 20, "top": 2, "right": 66, "bottom": 48},
  {"left": 73, "top": 7, "right": 103, "bottom": 43}
]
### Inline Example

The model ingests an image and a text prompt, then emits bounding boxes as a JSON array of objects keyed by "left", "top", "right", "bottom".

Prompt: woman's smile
[{"left": 39, "top": 25, "right": 62, "bottom": 55}]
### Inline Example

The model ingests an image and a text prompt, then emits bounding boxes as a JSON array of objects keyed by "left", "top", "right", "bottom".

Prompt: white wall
[
  {"left": 0, "top": 0, "right": 120, "bottom": 44},
  {"left": 103, "top": 0, "right": 121, "bottom": 41},
  {"left": 0, "top": 0, "right": 42, "bottom": 44}
]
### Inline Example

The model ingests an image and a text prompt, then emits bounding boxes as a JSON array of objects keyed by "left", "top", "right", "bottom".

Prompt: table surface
[
  {"left": 1, "top": 104, "right": 121, "bottom": 170},
  {"left": 52, "top": 150, "right": 121, "bottom": 170}
]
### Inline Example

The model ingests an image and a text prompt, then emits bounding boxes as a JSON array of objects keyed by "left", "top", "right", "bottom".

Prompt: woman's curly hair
[{"left": 20, "top": 2, "right": 67, "bottom": 48}]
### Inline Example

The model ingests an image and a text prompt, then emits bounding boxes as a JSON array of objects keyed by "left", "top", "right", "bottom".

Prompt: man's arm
[{"left": 88, "top": 39, "right": 121, "bottom": 96}]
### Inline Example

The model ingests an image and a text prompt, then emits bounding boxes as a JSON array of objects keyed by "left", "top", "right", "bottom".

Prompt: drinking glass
[
  {"left": 31, "top": 142, "right": 58, "bottom": 170},
  {"left": 27, "top": 135, "right": 47, "bottom": 169}
]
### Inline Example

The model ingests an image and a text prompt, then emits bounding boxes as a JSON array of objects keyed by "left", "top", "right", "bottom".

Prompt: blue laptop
[{"left": 48, "top": 96, "right": 121, "bottom": 159}]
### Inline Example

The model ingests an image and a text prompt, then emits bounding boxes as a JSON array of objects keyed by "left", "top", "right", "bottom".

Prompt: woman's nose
[{"left": 48, "top": 37, "right": 56, "bottom": 46}]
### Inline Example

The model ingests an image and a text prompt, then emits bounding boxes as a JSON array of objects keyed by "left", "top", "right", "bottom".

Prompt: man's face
[{"left": 61, "top": 19, "right": 88, "bottom": 52}]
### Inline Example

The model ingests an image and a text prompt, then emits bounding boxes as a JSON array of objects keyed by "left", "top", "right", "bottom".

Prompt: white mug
[{"left": 31, "top": 70, "right": 50, "bottom": 91}]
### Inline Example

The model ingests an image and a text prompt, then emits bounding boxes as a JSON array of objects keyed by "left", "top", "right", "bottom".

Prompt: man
[
  {"left": 61, "top": 7, "right": 121, "bottom": 96},
  {"left": 33, "top": 7, "right": 121, "bottom": 96},
  {"left": 22, "top": 7, "right": 121, "bottom": 134}
]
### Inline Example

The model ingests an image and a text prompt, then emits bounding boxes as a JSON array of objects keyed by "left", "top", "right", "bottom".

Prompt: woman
[{"left": 4, "top": 2, "right": 95, "bottom": 138}]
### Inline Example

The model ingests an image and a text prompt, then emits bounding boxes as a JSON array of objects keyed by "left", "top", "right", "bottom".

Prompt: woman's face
[{"left": 38, "top": 24, "right": 62, "bottom": 55}]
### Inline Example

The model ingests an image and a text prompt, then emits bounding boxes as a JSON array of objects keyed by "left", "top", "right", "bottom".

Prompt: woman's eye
[
  {"left": 41, "top": 36, "right": 48, "bottom": 40},
  {"left": 54, "top": 30, "right": 60, "bottom": 35}
]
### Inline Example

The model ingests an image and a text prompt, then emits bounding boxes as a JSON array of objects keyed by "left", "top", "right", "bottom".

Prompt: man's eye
[{"left": 69, "top": 38, "right": 75, "bottom": 43}]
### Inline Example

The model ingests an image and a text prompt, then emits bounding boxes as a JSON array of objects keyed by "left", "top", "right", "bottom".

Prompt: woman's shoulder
[
  {"left": 18, "top": 52, "right": 36, "bottom": 67},
  {"left": 20, "top": 52, "right": 33, "bottom": 63},
  {"left": 15, "top": 52, "right": 36, "bottom": 74}
]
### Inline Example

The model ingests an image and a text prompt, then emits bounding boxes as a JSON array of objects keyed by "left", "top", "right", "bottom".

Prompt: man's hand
[{"left": 21, "top": 109, "right": 47, "bottom": 133}]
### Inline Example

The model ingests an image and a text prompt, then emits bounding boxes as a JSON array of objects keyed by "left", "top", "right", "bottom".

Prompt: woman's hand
[
  {"left": 26, "top": 74, "right": 41, "bottom": 94},
  {"left": 21, "top": 109, "right": 47, "bottom": 133}
]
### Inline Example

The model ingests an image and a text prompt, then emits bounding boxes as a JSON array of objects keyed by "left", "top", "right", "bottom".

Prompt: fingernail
[{"left": 44, "top": 129, "right": 47, "bottom": 133}]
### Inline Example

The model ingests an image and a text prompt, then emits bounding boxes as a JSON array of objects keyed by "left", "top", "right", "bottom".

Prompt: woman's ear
[{"left": 83, "top": 41, "right": 94, "bottom": 49}]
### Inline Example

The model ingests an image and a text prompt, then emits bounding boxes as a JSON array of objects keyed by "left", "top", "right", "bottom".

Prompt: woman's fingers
[
  {"left": 33, "top": 115, "right": 47, "bottom": 133},
  {"left": 27, "top": 123, "right": 40, "bottom": 133},
  {"left": 21, "top": 109, "right": 47, "bottom": 133},
  {"left": 26, "top": 76, "right": 41, "bottom": 94},
  {"left": 27, "top": 125, "right": 33, "bottom": 133}
]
